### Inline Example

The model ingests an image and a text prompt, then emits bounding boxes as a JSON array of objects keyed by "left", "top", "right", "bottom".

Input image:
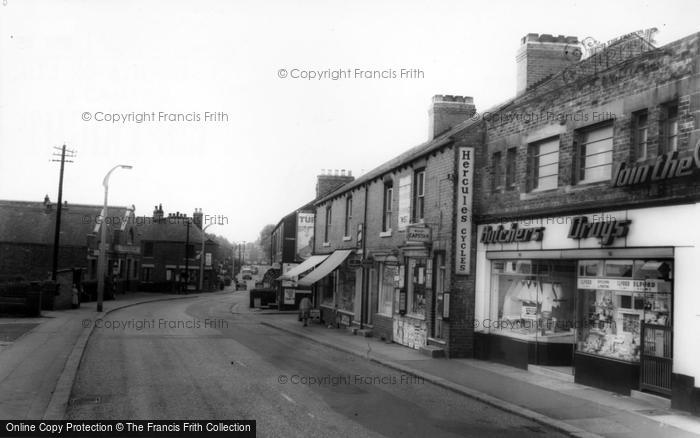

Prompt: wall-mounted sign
[
  {"left": 611, "top": 142, "right": 700, "bottom": 188},
  {"left": 296, "top": 212, "right": 315, "bottom": 260},
  {"left": 480, "top": 223, "right": 545, "bottom": 244},
  {"left": 455, "top": 147, "right": 474, "bottom": 274},
  {"left": 398, "top": 175, "right": 412, "bottom": 231},
  {"left": 283, "top": 289, "right": 296, "bottom": 304},
  {"left": 567, "top": 216, "right": 631, "bottom": 245},
  {"left": 406, "top": 226, "right": 432, "bottom": 244},
  {"left": 347, "top": 259, "right": 362, "bottom": 268},
  {"left": 205, "top": 253, "right": 212, "bottom": 267}
]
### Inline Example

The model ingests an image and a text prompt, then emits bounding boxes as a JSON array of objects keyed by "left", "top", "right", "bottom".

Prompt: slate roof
[
  {"left": 0, "top": 200, "right": 127, "bottom": 247},
  {"left": 135, "top": 218, "right": 208, "bottom": 244}
]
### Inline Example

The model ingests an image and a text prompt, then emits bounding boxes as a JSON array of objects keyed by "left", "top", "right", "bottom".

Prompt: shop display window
[
  {"left": 485, "top": 259, "right": 576, "bottom": 342},
  {"left": 337, "top": 267, "right": 356, "bottom": 312},
  {"left": 576, "top": 259, "right": 672, "bottom": 363},
  {"left": 406, "top": 259, "right": 427, "bottom": 317},
  {"left": 378, "top": 264, "right": 397, "bottom": 316}
]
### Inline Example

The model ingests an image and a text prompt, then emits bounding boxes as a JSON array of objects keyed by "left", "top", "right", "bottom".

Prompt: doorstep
[
  {"left": 419, "top": 345, "right": 445, "bottom": 358},
  {"left": 528, "top": 365, "right": 574, "bottom": 383}
]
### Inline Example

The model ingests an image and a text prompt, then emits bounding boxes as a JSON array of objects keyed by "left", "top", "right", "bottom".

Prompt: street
[{"left": 66, "top": 291, "right": 567, "bottom": 437}]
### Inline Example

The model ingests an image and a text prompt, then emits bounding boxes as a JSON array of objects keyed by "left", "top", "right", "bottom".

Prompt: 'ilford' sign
[
  {"left": 480, "top": 223, "right": 545, "bottom": 244},
  {"left": 611, "top": 141, "right": 700, "bottom": 188},
  {"left": 455, "top": 147, "right": 474, "bottom": 275},
  {"left": 406, "top": 226, "right": 432, "bottom": 244},
  {"left": 567, "top": 216, "right": 631, "bottom": 246}
]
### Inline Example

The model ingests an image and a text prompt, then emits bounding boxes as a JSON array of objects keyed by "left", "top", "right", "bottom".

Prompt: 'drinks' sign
[{"left": 455, "top": 147, "right": 474, "bottom": 275}]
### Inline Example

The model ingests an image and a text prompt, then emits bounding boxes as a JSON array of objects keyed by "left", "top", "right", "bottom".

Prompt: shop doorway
[
  {"left": 431, "top": 253, "right": 446, "bottom": 339},
  {"left": 640, "top": 323, "right": 673, "bottom": 395}
]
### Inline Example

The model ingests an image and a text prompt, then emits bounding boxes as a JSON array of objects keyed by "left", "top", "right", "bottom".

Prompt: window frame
[
  {"left": 382, "top": 182, "right": 393, "bottom": 232},
  {"left": 412, "top": 169, "right": 426, "bottom": 223},
  {"left": 574, "top": 122, "right": 614, "bottom": 184},
  {"left": 632, "top": 109, "right": 649, "bottom": 161},
  {"left": 660, "top": 101, "right": 679, "bottom": 155},
  {"left": 505, "top": 147, "right": 517, "bottom": 190},
  {"left": 527, "top": 137, "right": 560, "bottom": 192},
  {"left": 324, "top": 205, "right": 332, "bottom": 243},
  {"left": 344, "top": 196, "right": 353, "bottom": 237},
  {"left": 492, "top": 151, "right": 503, "bottom": 192}
]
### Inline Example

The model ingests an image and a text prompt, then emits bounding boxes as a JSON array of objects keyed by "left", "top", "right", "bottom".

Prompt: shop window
[
  {"left": 483, "top": 260, "right": 576, "bottom": 342},
  {"left": 412, "top": 169, "right": 425, "bottom": 222},
  {"left": 378, "top": 263, "right": 397, "bottom": 316},
  {"left": 141, "top": 267, "right": 152, "bottom": 282},
  {"left": 505, "top": 148, "right": 517, "bottom": 190},
  {"left": 575, "top": 123, "right": 614, "bottom": 184},
  {"left": 166, "top": 269, "right": 174, "bottom": 281},
  {"left": 337, "top": 267, "right": 356, "bottom": 312},
  {"left": 576, "top": 259, "right": 673, "bottom": 363},
  {"left": 406, "top": 259, "right": 427, "bottom": 318},
  {"left": 382, "top": 182, "right": 393, "bottom": 232},
  {"left": 632, "top": 110, "right": 649, "bottom": 160},
  {"left": 344, "top": 196, "right": 352, "bottom": 237},
  {"left": 320, "top": 273, "right": 334, "bottom": 306},
  {"left": 660, "top": 101, "right": 679, "bottom": 154},
  {"left": 324, "top": 205, "right": 332, "bottom": 243},
  {"left": 527, "top": 137, "right": 560, "bottom": 192},
  {"left": 492, "top": 151, "right": 503, "bottom": 192}
]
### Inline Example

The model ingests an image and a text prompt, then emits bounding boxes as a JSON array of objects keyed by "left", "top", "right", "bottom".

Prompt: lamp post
[
  {"left": 97, "top": 164, "right": 132, "bottom": 312},
  {"left": 199, "top": 223, "right": 215, "bottom": 291}
]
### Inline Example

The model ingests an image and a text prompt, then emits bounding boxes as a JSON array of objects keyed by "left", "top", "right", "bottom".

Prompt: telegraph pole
[{"left": 50, "top": 145, "right": 76, "bottom": 281}]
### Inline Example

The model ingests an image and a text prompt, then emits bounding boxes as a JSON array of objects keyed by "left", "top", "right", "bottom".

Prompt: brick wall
[{"left": 0, "top": 242, "right": 86, "bottom": 281}]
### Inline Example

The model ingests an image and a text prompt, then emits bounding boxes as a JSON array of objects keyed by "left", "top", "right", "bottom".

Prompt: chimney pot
[{"left": 428, "top": 94, "right": 476, "bottom": 139}]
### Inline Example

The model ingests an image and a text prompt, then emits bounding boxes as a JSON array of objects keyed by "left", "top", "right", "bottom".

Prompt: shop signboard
[
  {"left": 455, "top": 147, "right": 474, "bottom": 274},
  {"left": 296, "top": 212, "right": 315, "bottom": 260},
  {"left": 611, "top": 140, "right": 700, "bottom": 188},
  {"left": 398, "top": 176, "right": 412, "bottom": 231},
  {"left": 406, "top": 226, "right": 432, "bottom": 244}
]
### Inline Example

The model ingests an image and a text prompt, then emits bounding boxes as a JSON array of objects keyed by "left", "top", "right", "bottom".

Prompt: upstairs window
[
  {"left": 324, "top": 206, "right": 332, "bottom": 243},
  {"left": 412, "top": 170, "right": 425, "bottom": 222},
  {"left": 660, "top": 102, "right": 679, "bottom": 154},
  {"left": 382, "top": 182, "right": 393, "bottom": 232},
  {"left": 505, "top": 147, "right": 517, "bottom": 190},
  {"left": 575, "top": 123, "right": 614, "bottom": 184},
  {"left": 492, "top": 151, "right": 503, "bottom": 192},
  {"left": 143, "top": 241, "right": 154, "bottom": 257},
  {"left": 344, "top": 196, "right": 353, "bottom": 237},
  {"left": 528, "top": 137, "right": 560, "bottom": 192},
  {"left": 632, "top": 110, "right": 649, "bottom": 160}
]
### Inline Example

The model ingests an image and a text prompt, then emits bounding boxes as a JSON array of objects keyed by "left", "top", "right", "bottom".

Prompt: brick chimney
[
  {"left": 153, "top": 204, "right": 164, "bottom": 222},
  {"left": 316, "top": 169, "right": 354, "bottom": 199},
  {"left": 428, "top": 95, "right": 476, "bottom": 140},
  {"left": 516, "top": 33, "right": 580, "bottom": 95},
  {"left": 193, "top": 208, "right": 203, "bottom": 229}
]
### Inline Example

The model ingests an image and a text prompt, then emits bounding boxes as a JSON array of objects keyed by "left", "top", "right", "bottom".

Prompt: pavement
[
  {"left": 261, "top": 314, "right": 700, "bottom": 438},
  {"left": 0, "top": 290, "right": 211, "bottom": 420}
]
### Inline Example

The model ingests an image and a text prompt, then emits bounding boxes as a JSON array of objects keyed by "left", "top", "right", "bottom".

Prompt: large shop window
[
  {"left": 486, "top": 260, "right": 576, "bottom": 342},
  {"left": 320, "top": 273, "right": 334, "bottom": 306},
  {"left": 336, "top": 267, "right": 356, "bottom": 312},
  {"left": 576, "top": 259, "right": 672, "bottom": 363},
  {"left": 378, "top": 263, "right": 397, "bottom": 316},
  {"left": 407, "top": 259, "right": 427, "bottom": 318},
  {"left": 575, "top": 123, "right": 613, "bottom": 184}
]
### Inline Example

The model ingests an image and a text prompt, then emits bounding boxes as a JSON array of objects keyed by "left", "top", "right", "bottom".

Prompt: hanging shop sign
[
  {"left": 611, "top": 141, "right": 700, "bottom": 188},
  {"left": 406, "top": 226, "right": 432, "bottom": 244},
  {"left": 567, "top": 216, "right": 631, "bottom": 245},
  {"left": 455, "top": 147, "right": 474, "bottom": 275},
  {"left": 480, "top": 223, "right": 545, "bottom": 244}
]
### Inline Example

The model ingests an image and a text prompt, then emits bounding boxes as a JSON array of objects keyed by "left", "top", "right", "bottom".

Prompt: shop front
[{"left": 475, "top": 204, "right": 696, "bottom": 398}]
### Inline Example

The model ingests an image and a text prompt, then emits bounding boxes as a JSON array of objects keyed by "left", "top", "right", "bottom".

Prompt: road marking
[{"left": 280, "top": 392, "right": 295, "bottom": 404}]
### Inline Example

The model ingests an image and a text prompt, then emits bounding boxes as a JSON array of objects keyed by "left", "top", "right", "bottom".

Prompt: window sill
[
  {"left": 342, "top": 236, "right": 352, "bottom": 241},
  {"left": 379, "top": 230, "right": 392, "bottom": 238},
  {"left": 322, "top": 242, "right": 331, "bottom": 247}
]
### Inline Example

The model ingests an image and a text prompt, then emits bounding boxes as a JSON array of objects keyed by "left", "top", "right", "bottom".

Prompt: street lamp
[
  {"left": 97, "top": 164, "right": 132, "bottom": 312},
  {"left": 199, "top": 223, "right": 215, "bottom": 291}
]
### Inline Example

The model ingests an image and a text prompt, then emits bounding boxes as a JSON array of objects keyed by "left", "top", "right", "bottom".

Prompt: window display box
[
  {"left": 574, "top": 351, "right": 639, "bottom": 395},
  {"left": 475, "top": 332, "right": 574, "bottom": 369}
]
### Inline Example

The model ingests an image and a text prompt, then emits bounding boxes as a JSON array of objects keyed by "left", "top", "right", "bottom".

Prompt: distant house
[
  {"left": 0, "top": 196, "right": 131, "bottom": 283},
  {"left": 136, "top": 205, "right": 220, "bottom": 292}
]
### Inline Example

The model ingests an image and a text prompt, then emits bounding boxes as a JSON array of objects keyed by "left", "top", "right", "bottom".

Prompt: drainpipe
[{"left": 360, "top": 185, "right": 369, "bottom": 329}]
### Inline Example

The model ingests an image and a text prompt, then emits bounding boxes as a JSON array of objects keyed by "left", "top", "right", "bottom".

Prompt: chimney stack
[
  {"left": 193, "top": 208, "right": 203, "bottom": 229},
  {"left": 428, "top": 95, "right": 476, "bottom": 140},
  {"left": 516, "top": 33, "right": 580, "bottom": 95},
  {"left": 153, "top": 204, "right": 164, "bottom": 222},
  {"left": 316, "top": 169, "right": 355, "bottom": 199}
]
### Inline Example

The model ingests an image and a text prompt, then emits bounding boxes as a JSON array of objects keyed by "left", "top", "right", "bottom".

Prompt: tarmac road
[{"left": 67, "top": 291, "right": 569, "bottom": 438}]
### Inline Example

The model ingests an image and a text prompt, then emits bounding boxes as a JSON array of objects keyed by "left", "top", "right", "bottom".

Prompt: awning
[
  {"left": 297, "top": 250, "right": 354, "bottom": 287},
  {"left": 276, "top": 255, "right": 329, "bottom": 281}
]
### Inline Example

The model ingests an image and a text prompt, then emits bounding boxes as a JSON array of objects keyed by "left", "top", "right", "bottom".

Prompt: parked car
[{"left": 242, "top": 274, "right": 252, "bottom": 280}]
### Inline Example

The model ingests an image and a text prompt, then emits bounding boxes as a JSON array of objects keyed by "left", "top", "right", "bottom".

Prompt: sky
[{"left": 1, "top": 0, "right": 698, "bottom": 243}]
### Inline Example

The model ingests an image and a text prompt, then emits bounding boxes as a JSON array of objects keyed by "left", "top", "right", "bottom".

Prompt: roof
[
  {"left": 0, "top": 200, "right": 127, "bottom": 246},
  {"left": 274, "top": 199, "right": 316, "bottom": 231},
  {"left": 135, "top": 218, "right": 209, "bottom": 244}
]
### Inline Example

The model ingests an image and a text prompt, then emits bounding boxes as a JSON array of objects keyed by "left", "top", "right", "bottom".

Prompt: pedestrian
[{"left": 299, "top": 295, "right": 312, "bottom": 327}]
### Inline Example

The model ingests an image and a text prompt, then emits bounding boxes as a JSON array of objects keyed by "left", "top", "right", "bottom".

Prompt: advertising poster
[{"left": 296, "top": 212, "right": 315, "bottom": 260}]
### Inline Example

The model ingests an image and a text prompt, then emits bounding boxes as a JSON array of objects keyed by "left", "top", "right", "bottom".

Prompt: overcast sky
[{"left": 1, "top": 0, "right": 698, "bottom": 243}]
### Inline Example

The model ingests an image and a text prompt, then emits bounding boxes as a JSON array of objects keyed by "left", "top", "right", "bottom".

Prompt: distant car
[{"left": 242, "top": 274, "right": 252, "bottom": 280}]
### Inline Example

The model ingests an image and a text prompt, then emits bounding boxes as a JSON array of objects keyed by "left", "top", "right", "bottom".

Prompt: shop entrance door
[{"left": 640, "top": 322, "right": 673, "bottom": 396}]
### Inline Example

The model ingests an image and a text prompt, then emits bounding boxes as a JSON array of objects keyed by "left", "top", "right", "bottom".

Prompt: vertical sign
[
  {"left": 397, "top": 175, "right": 412, "bottom": 231},
  {"left": 455, "top": 147, "right": 474, "bottom": 275},
  {"left": 296, "top": 212, "right": 315, "bottom": 260}
]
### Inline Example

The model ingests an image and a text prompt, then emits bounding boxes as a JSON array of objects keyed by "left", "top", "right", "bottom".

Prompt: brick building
[
  {"left": 469, "top": 31, "right": 700, "bottom": 413},
  {"left": 272, "top": 171, "right": 353, "bottom": 309},
  {"left": 0, "top": 196, "right": 130, "bottom": 283},
  {"left": 136, "top": 205, "right": 220, "bottom": 292}
]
